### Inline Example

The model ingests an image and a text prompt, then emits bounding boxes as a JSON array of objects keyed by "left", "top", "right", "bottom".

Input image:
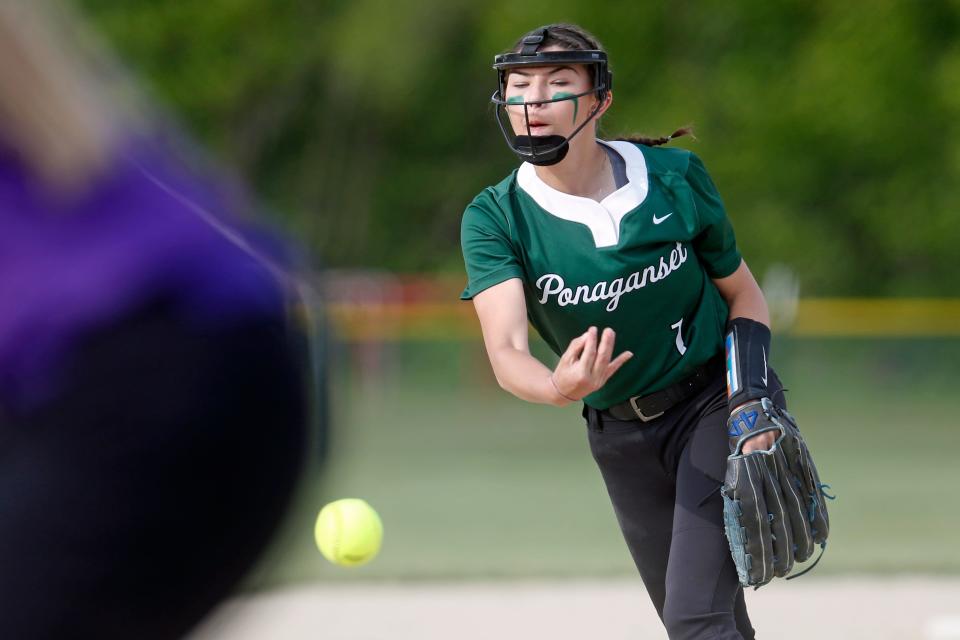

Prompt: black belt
[{"left": 605, "top": 354, "right": 724, "bottom": 422}]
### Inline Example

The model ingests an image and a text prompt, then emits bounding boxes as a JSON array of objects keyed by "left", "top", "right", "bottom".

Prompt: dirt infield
[{"left": 191, "top": 576, "right": 960, "bottom": 640}]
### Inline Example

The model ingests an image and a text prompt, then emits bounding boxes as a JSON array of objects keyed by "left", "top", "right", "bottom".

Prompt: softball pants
[{"left": 584, "top": 371, "right": 785, "bottom": 640}]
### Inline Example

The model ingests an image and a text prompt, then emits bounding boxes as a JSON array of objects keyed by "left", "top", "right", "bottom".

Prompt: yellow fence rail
[
  {"left": 325, "top": 298, "right": 960, "bottom": 341},
  {"left": 793, "top": 298, "right": 960, "bottom": 337}
]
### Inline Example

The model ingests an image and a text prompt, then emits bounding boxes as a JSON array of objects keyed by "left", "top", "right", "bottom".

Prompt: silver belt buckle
[{"left": 629, "top": 396, "right": 664, "bottom": 423}]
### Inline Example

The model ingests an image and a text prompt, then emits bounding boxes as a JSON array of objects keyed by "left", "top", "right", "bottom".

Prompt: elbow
[
  {"left": 492, "top": 372, "right": 513, "bottom": 394},
  {"left": 486, "top": 348, "right": 517, "bottom": 393}
]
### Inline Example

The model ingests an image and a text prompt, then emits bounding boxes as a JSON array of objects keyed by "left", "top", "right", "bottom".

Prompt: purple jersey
[{"left": 0, "top": 137, "right": 294, "bottom": 412}]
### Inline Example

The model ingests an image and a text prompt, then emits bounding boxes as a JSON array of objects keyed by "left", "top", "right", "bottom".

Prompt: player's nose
[{"left": 527, "top": 79, "right": 552, "bottom": 107}]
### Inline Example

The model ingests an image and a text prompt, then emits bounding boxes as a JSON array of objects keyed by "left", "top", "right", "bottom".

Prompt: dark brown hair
[
  {"left": 510, "top": 23, "right": 605, "bottom": 86},
  {"left": 617, "top": 126, "right": 695, "bottom": 147},
  {"left": 511, "top": 23, "right": 692, "bottom": 147}
]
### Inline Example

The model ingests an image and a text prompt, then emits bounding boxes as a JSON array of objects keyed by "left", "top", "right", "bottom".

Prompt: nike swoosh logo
[
  {"left": 761, "top": 346, "right": 768, "bottom": 386},
  {"left": 652, "top": 212, "right": 673, "bottom": 224}
]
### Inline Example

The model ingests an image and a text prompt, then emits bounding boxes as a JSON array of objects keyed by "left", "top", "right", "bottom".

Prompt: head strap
[{"left": 520, "top": 29, "right": 548, "bottom": 56}]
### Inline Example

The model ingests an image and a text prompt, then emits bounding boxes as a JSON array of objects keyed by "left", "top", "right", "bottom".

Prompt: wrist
[
  {"left": 549, "top": 373, "right": 578, "bottom": 405},
  {"left": 730, "top": 397, "right": 764, "bottom": 414},
  {"left": 725, "top": 317, "right": 772, "bottom": 411}
]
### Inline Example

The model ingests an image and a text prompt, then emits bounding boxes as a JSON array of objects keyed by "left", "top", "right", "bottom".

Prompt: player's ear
[{"left": 597, "top": 90, "right": 613, "bottom": 118}]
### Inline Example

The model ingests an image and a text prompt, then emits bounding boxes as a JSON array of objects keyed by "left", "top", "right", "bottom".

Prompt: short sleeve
[
  {"left": 459, "top": 195, "right": 524, "bottom": 300},
  {"left": 687, "top": 153, "right": 742, "bottom": 278}
]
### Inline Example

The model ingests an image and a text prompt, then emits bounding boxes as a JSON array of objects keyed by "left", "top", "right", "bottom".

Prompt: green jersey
[{"left": 460, "top": 141, "right": 742, "bottom": 410}]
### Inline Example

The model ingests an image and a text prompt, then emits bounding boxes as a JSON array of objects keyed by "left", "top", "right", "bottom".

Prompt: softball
[{"left": 314, "top": 498, "right": 383, "bottom": 567}]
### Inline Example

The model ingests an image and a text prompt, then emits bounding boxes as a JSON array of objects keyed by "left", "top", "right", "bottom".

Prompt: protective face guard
[{"left": 491, "top": 46, "right": 613, "bottom": 166}]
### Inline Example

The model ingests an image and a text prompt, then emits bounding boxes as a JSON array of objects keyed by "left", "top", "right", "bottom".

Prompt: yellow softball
[{"left": 314, "top": 498, "right": 383, "bottom": 567}]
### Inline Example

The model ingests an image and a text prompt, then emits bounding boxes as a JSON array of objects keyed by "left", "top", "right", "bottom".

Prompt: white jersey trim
[{"left": 516, "top": 139, "right": 649, "bottom": 249}]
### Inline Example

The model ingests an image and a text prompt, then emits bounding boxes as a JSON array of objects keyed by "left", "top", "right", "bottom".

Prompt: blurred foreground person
[{"left": 0, "top": 3, "right": 312, "bottom": 638}]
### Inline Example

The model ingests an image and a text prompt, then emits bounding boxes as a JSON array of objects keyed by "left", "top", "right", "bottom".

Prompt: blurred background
[{"left": 71, "top": 0, "right": 958, "bottom": 618}]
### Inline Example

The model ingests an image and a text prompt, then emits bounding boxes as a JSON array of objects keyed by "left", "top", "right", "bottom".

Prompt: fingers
[
  {"left": 732, "top": 455, "right": 775, "bottom": 586},
  {"left": 593, "top": 327, "right": 634, "bottom": 386},
  {"left": 741, "top": 430, "right": 777, "bottom": 454},
  {"left": 760, "top": 453, "right": 795, "bottom": 578},
  {"left": 592, "top": 327, "right": 615, "bottom": 378},
  {"left": 580, "top": 326, "right": 598, "bottom": 369},
  {"left": 773, "top": 447, "right": 815, "bottom": 562},
  {"left": 560, "top": 326, "right": 633, "bottom": 396},
  {"left": 562, "top": 328, "right": 590, "bottom": 363},
  {"left": 603, "top": 349, "right": 634, "bottom": 382}
]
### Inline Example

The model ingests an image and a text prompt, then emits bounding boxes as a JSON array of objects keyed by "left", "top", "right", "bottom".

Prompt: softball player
[{"left": 461, "top": 24, "right": 782, "bottom": 640}]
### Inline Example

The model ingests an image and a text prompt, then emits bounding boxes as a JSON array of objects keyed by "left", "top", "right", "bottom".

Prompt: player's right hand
[{"left": 550, "top": 326, "right": 633, "bottom": 403}]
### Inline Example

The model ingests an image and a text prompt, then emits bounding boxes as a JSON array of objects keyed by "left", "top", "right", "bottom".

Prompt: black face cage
[{"left": 490, "top": 47, "right": 613, "bottom": 165}]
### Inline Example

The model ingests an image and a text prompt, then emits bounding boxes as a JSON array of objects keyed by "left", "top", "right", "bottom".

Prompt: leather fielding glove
[{"left": 721, "top": 397, "right": 831, "bottom": 588}]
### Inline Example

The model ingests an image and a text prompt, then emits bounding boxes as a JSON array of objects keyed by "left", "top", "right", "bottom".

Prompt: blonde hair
[{"left": 0, "top": 2, "right": 126, "bottom": 190}]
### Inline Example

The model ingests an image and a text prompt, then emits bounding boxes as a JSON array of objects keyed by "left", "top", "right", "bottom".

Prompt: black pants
[
  {"left": 0, "top": 303, "right": 307, "bottom": 639},
  {"left": 585, "top": 373, "right": 785, "bottom": 640}
]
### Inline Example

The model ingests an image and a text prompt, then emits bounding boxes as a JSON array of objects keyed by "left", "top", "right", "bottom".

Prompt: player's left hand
[
  {"left": 721, "top": 397, "right": 832, "bottom": 588},
  {"left": 728, "top": 399, "right": 779, "bottom": 454},
  {"left": 739, "top": 422, "right": 777, "bottom": 453}
]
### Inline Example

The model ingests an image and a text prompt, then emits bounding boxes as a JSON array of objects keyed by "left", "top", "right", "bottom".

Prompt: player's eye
[{"left": 511, "top": 82, "right": 529, "bottom": 89}]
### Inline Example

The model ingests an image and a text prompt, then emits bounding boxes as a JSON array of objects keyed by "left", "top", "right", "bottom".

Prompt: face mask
[{"left": 490, "top": 34, "right": 612, "bottom": 165}]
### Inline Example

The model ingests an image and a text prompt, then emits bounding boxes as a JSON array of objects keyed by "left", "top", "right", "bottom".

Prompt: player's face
[{"left": 504, "top": 58, "right": 597, "bottom": 139}]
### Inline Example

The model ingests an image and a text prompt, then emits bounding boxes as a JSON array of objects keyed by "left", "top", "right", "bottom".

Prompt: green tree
[{"left": 78, "top": 0, "right": 960, "bottom": 295}]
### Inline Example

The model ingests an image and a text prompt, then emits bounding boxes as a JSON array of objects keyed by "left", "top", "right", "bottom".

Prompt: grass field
[{"left": 243, "top": 336, "right": 960, "bottom": 589}]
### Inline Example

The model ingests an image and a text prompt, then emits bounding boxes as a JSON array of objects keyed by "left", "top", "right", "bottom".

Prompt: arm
[
  {"left": 711, "top": 259, "right": 769, "bottom": 327},
  {"left": 715, "top": 262, "right": 832, "bottom": 586},
  {"left": 472, "top": 278, "right": 632, "bottom": 407},
  {"left": 712, "top": 259, "right": 775, "bottom": 452},
  {"left": 472, "top": 278, "right": 563, "bottom": 405}
]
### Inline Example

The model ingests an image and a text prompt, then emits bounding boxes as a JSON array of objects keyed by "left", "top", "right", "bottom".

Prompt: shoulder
[
  {"left": 462, "top": 170, "right": 521, "bottom": 229},
  {"left": 627, "top": 143, "right": 720, "bottom": 194},
  {"left": 467, "top": 170, "right": 520, "bottom": 208},
  {"left": 610, "top": 140, "right": 717, "bottom": 180},
  {"left": 626, "top": 142, "right": 696, "bottom": 176}
]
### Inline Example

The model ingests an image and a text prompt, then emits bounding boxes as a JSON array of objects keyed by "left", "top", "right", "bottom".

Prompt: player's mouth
[{"left": 526, "top": 120, "right": 550, "bottom": 131}]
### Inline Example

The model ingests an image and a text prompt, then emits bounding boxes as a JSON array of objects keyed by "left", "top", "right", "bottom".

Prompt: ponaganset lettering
[{"left": 535, "top": 242, "right": 689, "bottom": 312}]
